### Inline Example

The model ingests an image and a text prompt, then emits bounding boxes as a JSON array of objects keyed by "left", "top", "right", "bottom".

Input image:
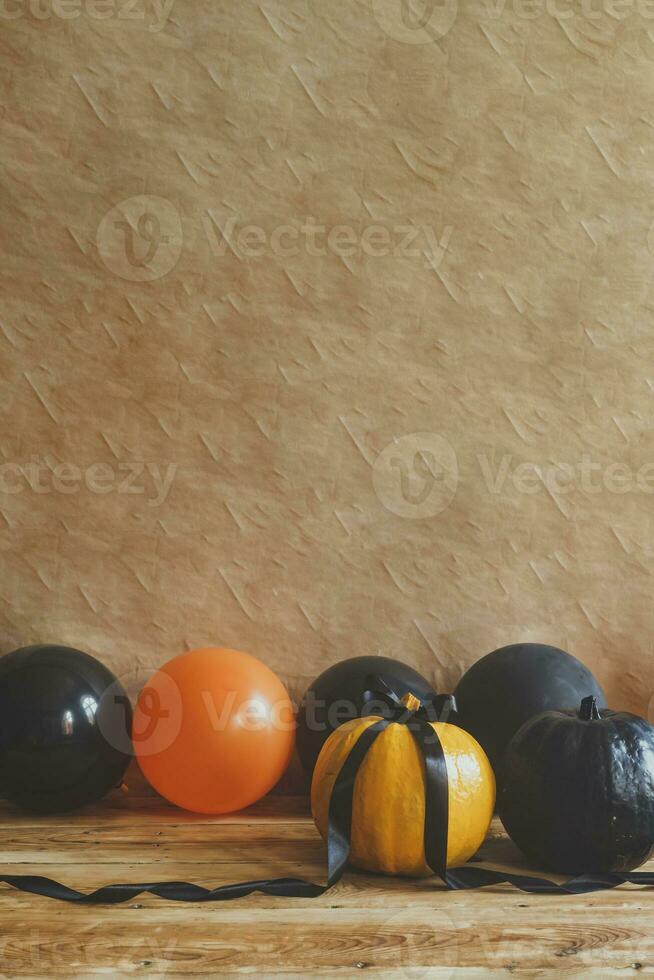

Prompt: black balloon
[
  {"left": 0, "top": 645, "right": 132, "bottom": 813},
  {"left": 296, "top": 655, "right": 435, "bottom": 775},
  {"left": 454, "top": 643, "right": 606, "bottom": 774},
  {"left": 499, "top": 697, "right": 654, "bottom": 873}
]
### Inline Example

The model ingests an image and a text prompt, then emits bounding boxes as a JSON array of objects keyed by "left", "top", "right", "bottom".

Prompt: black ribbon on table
[{"left": 3, "top": 677, "right": 654, "bottom": 903}]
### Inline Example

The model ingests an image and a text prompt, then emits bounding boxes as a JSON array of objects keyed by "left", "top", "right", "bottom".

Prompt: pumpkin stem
[
  {"left": 579, "top": 695, "right": 601, "bottom": 721},
  {"left": 400, "top": 692, "right": 421, "bottom": 712}
]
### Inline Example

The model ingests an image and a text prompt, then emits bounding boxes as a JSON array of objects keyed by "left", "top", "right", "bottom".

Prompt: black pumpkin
[
  {"left": 296, "top": 655, "right": 435, "bottom": 775},
  {"left": 454, "top": 643, "right": 606, "bottom": 773},
  {"left": 499, "top": 696, "right": 654, "bottom": 874}
]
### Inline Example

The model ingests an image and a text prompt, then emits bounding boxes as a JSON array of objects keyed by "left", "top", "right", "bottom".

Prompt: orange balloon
[{"left": 133, "top": 648, "right": 295, "bottom": 813}]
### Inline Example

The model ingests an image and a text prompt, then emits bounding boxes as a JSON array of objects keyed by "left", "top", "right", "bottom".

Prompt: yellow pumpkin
[{"left": 311, "top": 695, "right": 495, "bottom": 877}]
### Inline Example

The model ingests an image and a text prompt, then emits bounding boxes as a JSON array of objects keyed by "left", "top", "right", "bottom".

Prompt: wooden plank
[
  {"left": 0, "top": 905, "right": 651, "bottom": 976},
  {"left": 0, "top": 794, "right": 312, "bottom": 825},
  {"left": 1, "top": 799, "right": 653, "bottom": 976}
]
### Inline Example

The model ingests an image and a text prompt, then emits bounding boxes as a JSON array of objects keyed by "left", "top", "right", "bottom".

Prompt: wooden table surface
[{"left": 0, "top": 793, "right": 652, "bottom": 978}]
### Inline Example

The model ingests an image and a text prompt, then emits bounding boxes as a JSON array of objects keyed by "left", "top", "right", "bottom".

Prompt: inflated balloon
[
  {"left": 0, "top": 645, "right": 132, "bottom": 813},
  {"left": 454, "top": 643, "right": 606, "bottom": 774},
  {"left": 297, "top": 655, "right": 435, "bottom": 775},
  {"left": 133, "top": 647, "right": 295, "bottom": 813},
  {"left": 499, "top": 697, "right": 654, "bottom": 873}
]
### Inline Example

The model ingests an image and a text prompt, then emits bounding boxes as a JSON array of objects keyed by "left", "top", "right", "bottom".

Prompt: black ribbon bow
[{"left": 2, "top": 676, "right": 654, "bottom": 903}]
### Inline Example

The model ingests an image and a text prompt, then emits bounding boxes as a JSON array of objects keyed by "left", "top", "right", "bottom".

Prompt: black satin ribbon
[{"left": 3, "top": 678, "right": 654, "bottom": 903}]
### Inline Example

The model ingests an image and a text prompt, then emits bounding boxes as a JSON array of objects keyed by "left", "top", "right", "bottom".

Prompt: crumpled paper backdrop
[{"left": 2, "top": 0, "right": 654, "bottom": 788}]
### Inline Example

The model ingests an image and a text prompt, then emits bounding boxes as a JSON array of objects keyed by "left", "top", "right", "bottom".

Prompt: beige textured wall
[{"left": 3, "top": 0, "right": 654, "bottom": 757}]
